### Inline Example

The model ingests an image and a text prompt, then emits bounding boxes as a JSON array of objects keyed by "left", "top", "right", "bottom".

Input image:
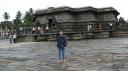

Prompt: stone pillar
[
  {"left": 10, "top": 27, "right": 12, "bottom": 33},
  {"left": 5, "top": 26, "right": 7, "bottom": 37},
  {"left": 0, "top": 26, "right": 2, "bottom": 37}
]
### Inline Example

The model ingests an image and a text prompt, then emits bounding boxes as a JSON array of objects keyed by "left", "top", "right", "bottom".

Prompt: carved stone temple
[{"left": 33, "top": 6, "right": 119, "bottom": 39}]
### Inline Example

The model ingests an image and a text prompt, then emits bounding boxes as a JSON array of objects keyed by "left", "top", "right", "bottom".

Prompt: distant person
[
  {"left": 41, "top": 28, "right": 44, "bottom": 35},
  {"left": 2, "top": 33, "right": 5, "bottom": 38},
  {"left": 46, "top": 26, "right": 49, "bottom": 31},
  {"left": 57, "top": 31, "right": 67, "bottom": 62},
  {"left": 9, "top": 33, "right": 13, "bottom": 44},
  {"left": 13, "top": 33, "right": 17, "bottom": 43},
  {"left": 32, "top": 27, "right": 35, "bottom": 34}
]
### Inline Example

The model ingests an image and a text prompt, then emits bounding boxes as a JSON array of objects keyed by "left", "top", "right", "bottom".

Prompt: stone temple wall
[{"left": 32, "top": 7, "right": 119, "bottom": 40}]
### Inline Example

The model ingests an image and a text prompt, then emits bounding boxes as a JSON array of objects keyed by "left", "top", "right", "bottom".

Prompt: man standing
[{"left": 57, "top": 31, "right": 67, "bottom": 62}]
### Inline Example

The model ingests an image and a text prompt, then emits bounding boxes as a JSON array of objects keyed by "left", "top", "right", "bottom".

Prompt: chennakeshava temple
[{"left": 32, "top": 6, "right": 119, "bottom": 40}]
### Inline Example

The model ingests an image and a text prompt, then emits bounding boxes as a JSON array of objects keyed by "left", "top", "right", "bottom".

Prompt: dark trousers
[
  {"left": 58, "top": 47, "right": 65, "bottom": 60},
  {"left": 13, "top": 39, "right": 16, "bottom": 43}
]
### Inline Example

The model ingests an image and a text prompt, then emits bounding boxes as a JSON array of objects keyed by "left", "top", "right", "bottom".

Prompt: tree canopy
[
  {"left": 119, "top": 17, "right": 127, "bottom": 25},
  {"left": 13, "top": 11, "right": 22, "bottom": 27},
  {"left": 13, "top": 8, "right": 34, "bottom": 27},
  {"left": 3, "top": 12, "right": 10, "bottom": 21},
  {"left": 23, "top": 8, "right": 34, "bottom": 27}
]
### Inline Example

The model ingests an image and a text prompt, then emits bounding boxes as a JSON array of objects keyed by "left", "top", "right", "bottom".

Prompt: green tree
[
  {"left": 119, "top": 17, "right": 127, "bottom": 25},
  {"left": 29, "top": 8, "right": 33, "bottom": 15},
  {"left": 16, "top": 11, "right": 22, "bottom": 20},
  {"left": 13, "top": 11, "right": 22, "bottom": 27},
  {"left": 23, "top": 8, "right": 34, "bottom": 27},
  {"left": 3, "top": 12, "right": 10, "bottom": 21},
  {"left": 23, "top": 11, "right": 31, "bottom": 27}
]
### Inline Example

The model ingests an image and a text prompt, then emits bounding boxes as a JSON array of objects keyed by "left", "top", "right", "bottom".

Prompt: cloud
[{"left": 0, "top": 0, "right": 127, "bottom": 21}]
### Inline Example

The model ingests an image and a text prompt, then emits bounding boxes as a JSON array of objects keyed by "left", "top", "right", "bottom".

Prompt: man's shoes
[
  {"left": 57, "top": 60, "right": 61, "bottom": 62},
  {"left": 57, "top": 59, "right": 66, "bottom": 63},
  {"left": 63, "top": 59, "right": 66, "bottom": 62}
]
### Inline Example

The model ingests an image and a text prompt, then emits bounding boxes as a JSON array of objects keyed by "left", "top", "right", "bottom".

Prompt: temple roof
[
  {"left": 0, "top": 21, "right": 14, "bottom": 27},
  {"left": 34, "top": 6, "right": 120, "bottom": 16}
]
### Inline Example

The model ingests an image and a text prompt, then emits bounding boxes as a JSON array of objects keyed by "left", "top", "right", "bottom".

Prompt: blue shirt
[{"left": 57, "top": 36, "right": 67, "bottom": 48}]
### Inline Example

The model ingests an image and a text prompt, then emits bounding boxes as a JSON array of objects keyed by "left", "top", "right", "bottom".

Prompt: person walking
[
  {"left": 9, "top": 33, "right": 13, "bottom": 44},
  {"left": 13, "top": 33, "right": 17, "bottom": 43},
  {"left": 57, "top": 31, "right": 67, "bottom": 62}
]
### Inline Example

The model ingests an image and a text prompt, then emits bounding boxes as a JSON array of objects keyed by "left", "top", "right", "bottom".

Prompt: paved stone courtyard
[{"left": 0, "top": 38, "right": 128, "bottom": 71}]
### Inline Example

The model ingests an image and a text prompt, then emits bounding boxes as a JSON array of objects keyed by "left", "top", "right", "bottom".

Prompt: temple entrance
[
  {"left": 48, "top": 19, "right": 53, "bottom": 28},
  {"left": 47, "top": 17, "right": 57, "bottom": 28}
]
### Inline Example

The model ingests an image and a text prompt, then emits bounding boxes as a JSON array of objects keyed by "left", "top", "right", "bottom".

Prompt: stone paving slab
[{"left": 1, "top": 38, "right": 128, "bottom": 71}]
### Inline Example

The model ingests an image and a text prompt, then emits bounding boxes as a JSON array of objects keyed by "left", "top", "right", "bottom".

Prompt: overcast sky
[{"left": 0, "top": 0, "right": 127, "bottom": 21}]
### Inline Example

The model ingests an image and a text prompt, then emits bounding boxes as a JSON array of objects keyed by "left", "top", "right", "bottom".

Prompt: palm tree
[
  {"left": 3, "top": 12, "right": 10, "bottom": 21},
  {"left": 3, "top": 12, "right": 10, "bottom": 37}
]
